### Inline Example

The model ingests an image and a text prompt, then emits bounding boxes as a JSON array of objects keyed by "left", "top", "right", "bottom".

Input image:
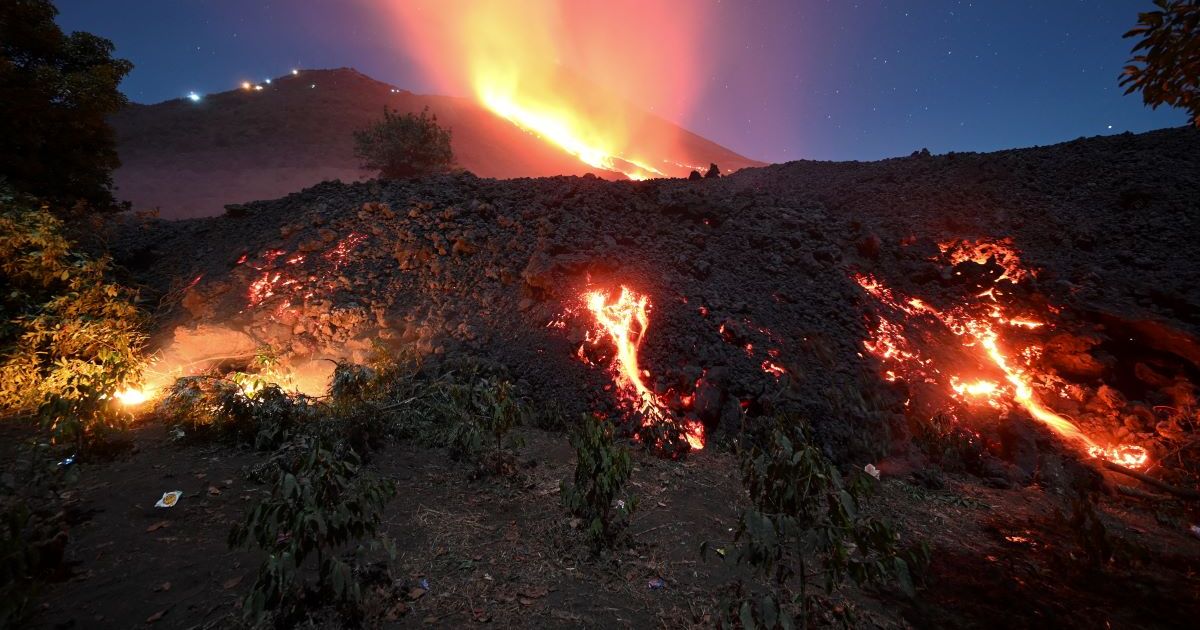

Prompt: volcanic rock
[{"left": 111, "top": 126, "right": 1200, "bottom": 462}]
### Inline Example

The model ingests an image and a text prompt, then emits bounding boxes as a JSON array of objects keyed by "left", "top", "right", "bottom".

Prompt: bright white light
[
  {"left": 291, "top": 69, "right": 299, "bottom": 75},
  {"left": 265, "top": 78, "right": 271, "bottom": 84},
  {"left": 186, "top": 91, "right": 201, "bottom": 102},
  {"left": 254, "top": 85, "right": 263, "bottom": 91},
  {"left": 310, "top": 84, "right": 316, "bottom": 89}
]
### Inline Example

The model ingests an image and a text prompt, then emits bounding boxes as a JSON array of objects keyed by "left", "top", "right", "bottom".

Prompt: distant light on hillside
[
  {"left": 265, "top": 78, "right": 271, "bottom": 84},
  {"left": 241, "top": 81, "right": 252, "bottom": 90},
  {"left": 187, "top": 91, "right": 201, "bottom": 102},
  {"left": 254, "top": 85, "right": 264, "bottom": 91},
  {"left": 291, "top": 69, "right": 299, "bottom": 75}
]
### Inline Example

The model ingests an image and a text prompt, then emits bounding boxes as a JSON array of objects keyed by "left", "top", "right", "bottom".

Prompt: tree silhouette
[
  {"left": 1121, "top": 0, "right": 1200, "bottom": 126},
  {"left": 0, "top": 0, "right": 133, "bottom": 210}
]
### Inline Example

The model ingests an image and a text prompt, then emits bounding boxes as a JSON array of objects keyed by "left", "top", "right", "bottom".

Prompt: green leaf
[{"left": 739, "top": 601, "right": 757, "bottom": 630}]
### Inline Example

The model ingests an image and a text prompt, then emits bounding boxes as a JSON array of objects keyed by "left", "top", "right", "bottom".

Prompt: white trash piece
[{"left": 155, "top": 490, "right": 183, "bottom": 508}]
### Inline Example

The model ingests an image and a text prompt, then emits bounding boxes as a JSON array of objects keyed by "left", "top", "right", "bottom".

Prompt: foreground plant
[
  {"left": 717, "top": 419, "right": 928, "bottom": 628},
  {"left": 561, "top": 416, "right": 636, "bottom": 551},
  {"left": 0, "top": 190, "right": 146, "bottom": 451},
  {"left": 0, "top": 444, "right": 72, "bottom": 627},
  {"left": 159, "top": 377, "right": 314, "bottom": 450},
  {"left": 1121, "top": 0, "right": 1200, "bottom": 126},
  {"left": 229, "top": 436, "right": 396, "bottom": 626}
]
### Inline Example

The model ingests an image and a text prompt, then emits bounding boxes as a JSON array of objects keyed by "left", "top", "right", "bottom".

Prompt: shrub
[
  {"left": 718, "top": 419, "right": 928, "bottom": 628},
  {"left": 1121, "top": 0, "right": 1200, "bottom": 126},
  {"left": 439, "top": 377, "right": 525, "bottom": 463},
  {"left": 159, "top": 377, "right": 315, "bottom": 450},
  {"left": 353, "top": 106, "right": 454, "bottom": 179},
  {"left": 0, "top": 0, "right": 133, "bottom": 209},
  {"left": 0, "top": 190, "right": 145, "bottom": 451},
  {"left": 229, "top": 436, "right": 395, "bottom": 626},
  {"left": 561, "top": 416, "right": 636, "bottom": 551},
  {"left": 909, "top": 411, "right": 985, "bottom": 473},
  {"left": 0, "top": 446, "right": 70, "bottom": 628}
]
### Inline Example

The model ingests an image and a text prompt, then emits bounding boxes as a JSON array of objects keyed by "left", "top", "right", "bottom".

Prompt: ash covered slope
[
  {"left": 116, "top": 126, "right": 1200, "bottom": 458},
  {"left": 110, "top": 68, "right": 762, "bottom": 219}
]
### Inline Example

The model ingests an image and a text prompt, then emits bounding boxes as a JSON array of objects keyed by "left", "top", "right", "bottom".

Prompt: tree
[
  {"left": 353, "top": 107, "right": 455, "bottom": 179},
  {"left": 0, "top": 0, "right": 133, "bottom": 210},
  {"left": 1121, "top": 0, "right": 1200, "bottom": 126}
]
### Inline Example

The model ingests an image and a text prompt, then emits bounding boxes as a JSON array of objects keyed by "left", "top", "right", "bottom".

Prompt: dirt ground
[{"left": 15, "top": 416, "right": 1200, "bottom": 629}]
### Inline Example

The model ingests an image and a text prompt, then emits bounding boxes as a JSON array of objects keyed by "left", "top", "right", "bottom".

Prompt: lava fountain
[
  {"left": 384, "top": 0, "right": 711, "bottom": 180},
  {"left": 856, "top": 240, "right": 1148, "bottom": 469},
  {"left": 580, "top": 287, "right": 704, "bottom": 451}
]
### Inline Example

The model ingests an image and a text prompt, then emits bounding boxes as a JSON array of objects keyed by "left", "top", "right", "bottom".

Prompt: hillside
[
  {"left": 109, "top": 68, "right": 763, "bottom": 219},
  {"left": 33, "top": 125, "right": 1200, "bottom": 628}
]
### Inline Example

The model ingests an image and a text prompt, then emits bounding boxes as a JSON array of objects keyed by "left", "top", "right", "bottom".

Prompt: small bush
[
  {"left": 229, "top": 435, "right": 395, "bottom": 627},
  {"left": 353, "top": 106, "right": 454, "bottom": 179},
  {"left": 159, "top": 377, "right": 314, "bottom": 450},
  {"left": 719, "top": 419, "right": 928, "bottom": 628},
  {"left": 561, "top": 416, "right": 636, "bottom": 551},
  {"left": 440, "top": 377, "right": 525, "bottom": 464},
  {"left": 910, "top": 411, "right": 985, "bottom": 473},
  {"left": 0, "top": 447, "right": 70, "bottom": 628},
  {"left": 0, "top": 190, "right": 146, "bottom": 451}
]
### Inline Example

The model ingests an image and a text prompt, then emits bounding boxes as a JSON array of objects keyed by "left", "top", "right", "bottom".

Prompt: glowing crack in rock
[
  {"left": 854, "top": 240, "right": 1148, "bottom": 469},
  {"left": 580, "top": 287, "right": 704, "bottom": 450}
]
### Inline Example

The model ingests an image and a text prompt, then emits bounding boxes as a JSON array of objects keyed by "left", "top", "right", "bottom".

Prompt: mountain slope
[{"left": 110, "top": 68, "right": 763, "bottom": 219}]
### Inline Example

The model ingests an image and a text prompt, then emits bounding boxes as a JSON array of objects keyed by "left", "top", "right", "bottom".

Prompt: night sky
[{"left": 54, "top": 0, "right": 1185, "bottom": 163}]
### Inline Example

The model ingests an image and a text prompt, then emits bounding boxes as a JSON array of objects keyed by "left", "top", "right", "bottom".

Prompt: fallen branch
[{"left": 1103, "top": 460, "right": 1200, "bottom": 500}]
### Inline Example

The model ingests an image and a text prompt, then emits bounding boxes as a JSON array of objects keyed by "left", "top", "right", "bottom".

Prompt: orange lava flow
[
  {"left": 583, "top": 287, "right": 704, "bottom": 450},
  {"left": 854, "top": 242, "right": 1148, "bottom": 469},
  {"left": 385, "top": 0, "right": 711, "bottom": 181}
]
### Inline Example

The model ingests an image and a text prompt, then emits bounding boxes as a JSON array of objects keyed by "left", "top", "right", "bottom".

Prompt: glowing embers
[
  {"left": 579, "top": 287, "right": 704, "bottom": 451},
  {"left": 854, "top": 242, "right": 1148, "bottom": 469},
  {"left": 938, "top": 237, "right": 1029, "bottom": 283},
  {"left": 241, "top": 233, "right": 366, "bottom": 309}
]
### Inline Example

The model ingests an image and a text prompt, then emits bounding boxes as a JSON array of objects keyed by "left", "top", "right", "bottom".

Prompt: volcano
[
  {"left": 109, "top": 68, "right": 762, "bottom": 219},
  {"left": 36, "top": 122, "right": 1200, "bottom": 629}
]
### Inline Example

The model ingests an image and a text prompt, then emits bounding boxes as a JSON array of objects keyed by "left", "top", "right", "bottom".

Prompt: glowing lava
[
  {"left": 582, "top": 287, "right": 704, "bottom": 450},
  {"left": 386, "top": 0, "right": 714, "bottom": 181},
  {"left": 855, "top": 241, "right": 1148, "bottom": 469}
]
